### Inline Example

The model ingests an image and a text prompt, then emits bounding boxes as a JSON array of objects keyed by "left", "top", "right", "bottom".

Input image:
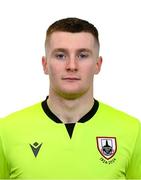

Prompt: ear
[
  {"left": 94, "top": 56, "right": 103, "bottom": 75},
  {"left": 42, "top": 56, "right": 48, "bottom": 74}
]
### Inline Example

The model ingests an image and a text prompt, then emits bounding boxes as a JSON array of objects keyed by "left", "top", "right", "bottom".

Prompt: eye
[
  {"left": 55, "top": 53, "right": 66, "bottom": 60},
  {"left": 78, "top": 52, "right": 89, "bottom": 59}
]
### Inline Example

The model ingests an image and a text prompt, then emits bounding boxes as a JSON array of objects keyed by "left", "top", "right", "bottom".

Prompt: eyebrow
[
  {"left": 76, "top": 48, "right": 93, "bottom": 54},
  {"left": 52, "top": 48, "right": 93, "bottom": 54},
  {"left": 52, "top": 48, "right": 68, "bottom": 54}
]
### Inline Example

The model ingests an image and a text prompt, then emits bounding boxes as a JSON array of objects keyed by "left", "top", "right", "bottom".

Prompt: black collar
[{"left": 41, "top": 96, "right": 99, "bottom": 123}]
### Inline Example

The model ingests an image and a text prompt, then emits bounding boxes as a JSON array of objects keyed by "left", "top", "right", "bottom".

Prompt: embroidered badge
[{"left": 96, "top": 137, "right": 117, "bottom": 160}]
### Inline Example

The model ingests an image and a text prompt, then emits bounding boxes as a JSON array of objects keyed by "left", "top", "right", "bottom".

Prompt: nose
[{"left": 65, "top": 57, "right": 78, "bottom": 72}]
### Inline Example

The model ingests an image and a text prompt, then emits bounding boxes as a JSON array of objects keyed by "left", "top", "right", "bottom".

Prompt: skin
[{"left": 42, "top": 32, "right": 102, "bottom": 123}]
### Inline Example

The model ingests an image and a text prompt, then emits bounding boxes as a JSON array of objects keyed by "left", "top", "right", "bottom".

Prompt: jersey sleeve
[
  {"left": 0, "top": 120, "right": 10, "bottom": 178},
  {"left": 126, "top": 121, "right": 141, "bottom": 179}
]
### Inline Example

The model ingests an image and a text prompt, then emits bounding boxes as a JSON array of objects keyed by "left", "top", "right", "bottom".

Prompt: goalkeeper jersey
[{"left": 0, "top": 97, "right": 141, "bottom": 179}]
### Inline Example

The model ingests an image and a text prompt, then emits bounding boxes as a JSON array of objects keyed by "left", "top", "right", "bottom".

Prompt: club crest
[{"left": 96, "top": 137, "right": 117, "bottom": 160}]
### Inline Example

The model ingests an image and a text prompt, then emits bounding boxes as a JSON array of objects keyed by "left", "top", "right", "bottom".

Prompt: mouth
[{"left": 62, "top": 77, "right": 80, "bottom": 81}]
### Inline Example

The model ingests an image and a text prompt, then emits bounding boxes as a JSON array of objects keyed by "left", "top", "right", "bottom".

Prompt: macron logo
[{"left": 30, "top": 142, "right": 42, "bottom": 157}]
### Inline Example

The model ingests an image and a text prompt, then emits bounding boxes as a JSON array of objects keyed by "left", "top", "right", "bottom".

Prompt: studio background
[{"left": 0, "top": 0, "right": 140, "bottom": 120}]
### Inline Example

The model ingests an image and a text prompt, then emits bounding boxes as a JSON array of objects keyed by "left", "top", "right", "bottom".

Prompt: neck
[{"left": 47, "top": 92, "right": 94, "bottom": 124}]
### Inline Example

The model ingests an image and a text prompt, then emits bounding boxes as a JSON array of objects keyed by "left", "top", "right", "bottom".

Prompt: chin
[{"left": 57, "top": 89, "right": 87, "bottom": 100}]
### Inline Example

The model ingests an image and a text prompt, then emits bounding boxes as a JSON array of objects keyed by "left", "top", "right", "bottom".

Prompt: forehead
[{"left": 47, "top": 32, "right": 97, "bottom": 50}]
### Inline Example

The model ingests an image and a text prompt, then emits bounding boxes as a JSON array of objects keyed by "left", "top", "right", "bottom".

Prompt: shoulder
[
  {"left": 98, "top": 101, "right": 139, "bottom": 121},
  {"left": 0, "top": 102, "right": 42, "bottom": 128},
  {"left": 97, "top": 101, "right": 141, "bottom": 157},
  {"left": 97, "top": 101, "right": 140, "bottom": 131}
]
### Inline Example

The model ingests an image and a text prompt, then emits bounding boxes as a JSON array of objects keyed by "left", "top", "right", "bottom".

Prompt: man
[{"left": 0, "top": 17, "right": 141, "bottom": 179}]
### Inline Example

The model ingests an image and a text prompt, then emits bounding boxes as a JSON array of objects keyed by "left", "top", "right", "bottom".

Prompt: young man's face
[{"left": 42, "top": 32, "right": 102, "bottom": 99}]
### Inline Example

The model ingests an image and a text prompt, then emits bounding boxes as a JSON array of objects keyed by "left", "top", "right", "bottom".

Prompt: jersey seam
[
  {"left": 125, "top": 120, "right": 140, "bottom": 175},
  {"left": 0, "top": 130, "right": 10, "bottom": 177}
]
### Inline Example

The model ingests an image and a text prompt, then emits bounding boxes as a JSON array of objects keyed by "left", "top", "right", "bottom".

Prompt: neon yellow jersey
[{"left": 0, "top": 98, "right": 141, "bottom": 179}]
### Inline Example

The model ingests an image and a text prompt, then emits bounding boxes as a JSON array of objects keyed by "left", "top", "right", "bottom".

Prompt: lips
[{"left": 62, "top": 77, "right": 80, "bottom": 80}]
